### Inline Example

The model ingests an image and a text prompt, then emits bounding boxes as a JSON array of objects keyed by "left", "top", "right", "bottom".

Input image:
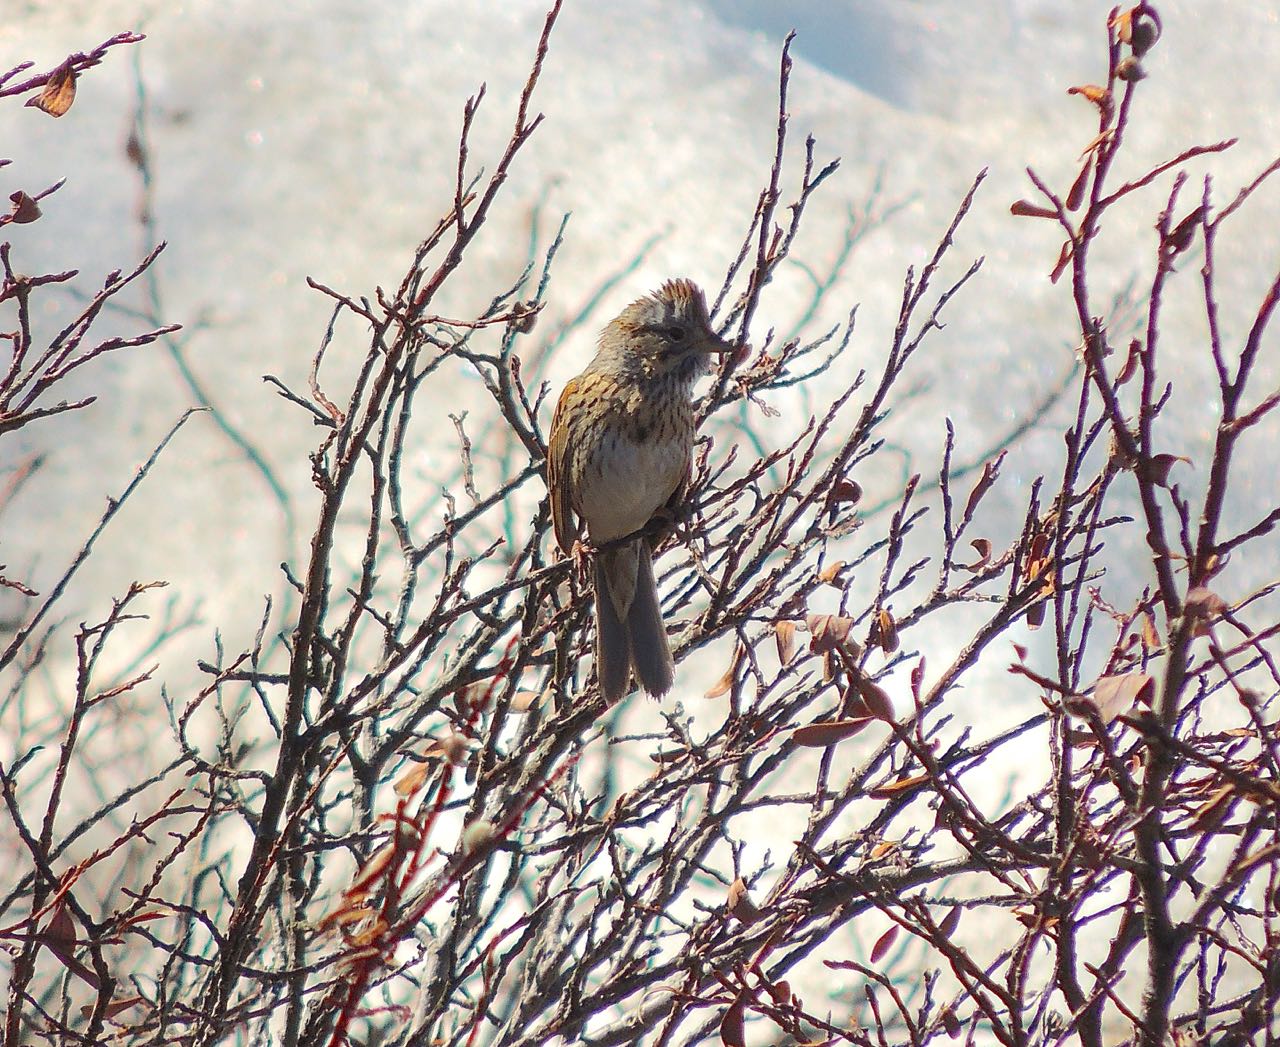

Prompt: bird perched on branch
[{"left": 547, "top": 278, "right": 734, "bottom": 702}]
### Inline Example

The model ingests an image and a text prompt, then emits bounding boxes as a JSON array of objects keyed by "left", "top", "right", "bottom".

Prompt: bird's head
[{"left": 598, "top": 278, "right": 736, "bottom": 382}]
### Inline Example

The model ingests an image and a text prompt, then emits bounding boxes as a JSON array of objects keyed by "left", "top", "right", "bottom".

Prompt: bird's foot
[{"left": 570, "top": 538, "right": 595, "bottom": 582}]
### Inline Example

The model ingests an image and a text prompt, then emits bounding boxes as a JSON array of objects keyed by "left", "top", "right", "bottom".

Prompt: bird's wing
[{"left": 547, "top": 378, "right": 581, "bottom": 554}]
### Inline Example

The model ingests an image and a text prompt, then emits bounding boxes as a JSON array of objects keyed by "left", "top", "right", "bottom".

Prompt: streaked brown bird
[{"left": 547, "top": 278, "right": 733, "bottom": 702}]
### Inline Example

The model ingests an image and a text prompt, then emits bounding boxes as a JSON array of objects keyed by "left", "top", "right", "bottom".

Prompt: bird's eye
[{"left": 662, "top": 325, "right": 686, "bottom": 342}]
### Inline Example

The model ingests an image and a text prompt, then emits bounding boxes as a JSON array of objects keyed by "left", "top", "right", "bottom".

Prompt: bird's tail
[{"left": 595, "top": 540, "right": 674, "bottom": 701}]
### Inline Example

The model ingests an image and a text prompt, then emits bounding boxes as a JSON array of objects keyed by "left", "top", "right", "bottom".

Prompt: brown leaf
[
  {"left": 941, "top": 1005, "right": 962, "bottom": 1038},
  {"left": 806, "top": 613, "right": 854, "bottom": 654},
  {"left": 792, "top": 718, "right": 872, "bottom": 747},
  {"left": 962, "top": 451, "right": 1006, "bottom": 523},
  {"left": 1078, "top": 672, "right": 1154, "bottom": 724},
  {"left": 1115, "top": 338, "right": 1142, "bottom": 386},
  {"left": 26, "top": 61, "right": 77, "bottom": 117},
  {"left": 766, "top": 979, "right": 791, "bottom": 1006},
  {"left": 1010, "top": 199, "right": 1058, "bottom": 219},
  {"left": 1185, "top": 587, "right": 1228, "bottom": 621},
  {"left": 854, "top": 674, "right": 895, "bottom": 722},
  {"left": 959, "top": 537, "right": 992, "bottom": 571},
  {"left": 422, "top": 732, "right": 471, "bottom": 766},
  {"left": 830, "top": 478, "right": 862, "bottom": 505},
  {"left": 393, "top": 762, "right": 432, "bottom": 798},
  {"left": 705, "top": 643, "right": 745, "bottom": 698},
  {"left": 1066, "top": 158, "right": 1092, "bottom": 211},
  {"left": 1141, "top": 453, "right": 1190, "bottom": 488},
  {"left": 348, "top": 843, "right": 397, "bottom": 896},
  {"left": 774, "top": 620, "right": 797, "bottom": 666},
  {"left": 510, "top": 689, "right": 549, "bottom": 713},
  {"left": 8, "top": 190, "right": 41, "bottom": 224},
  {"left": 868, "top": 840, "right": 899, "bottom": 860},
  {"left": 1163, "top": 206, "right": 1205, "bottom": 257},
  {"left": 720, "top": 993, "right": 746, "bottom": 1047},
  {"left": 818, "top": 559, "right": 847, "bottom": 586},
  {"left": 869, "top": 925, "right": 899, "bottom": 964},
  {"left": 939, "top": 906, "right": 962, "bottom": 938},
  {"left": 41, "top": 903, "right": 100, "bottom": 988},
  {"left": 80, "top": 995, "right": 144, "bottom": 1020},
  {"left": 1067, "top": 83, "right": 1111, "bottom": 106},
  {"left": 1050, "top": 238, "right": 1075, "bottom": 284},
  {"left": 1026, "top": 598, "right": 1046, "bottom": 630},
  {"left": 726, "top": 878, "right": 762, "bottom": 925},
  {"left": 1190, "top": 785, "right": 1236, "bottom": 832},
  {"left": 869, "top": 607, "right": 899, "bottom": 653},
  {"left": 869, "top": 773, "right": 929, "bottom": 798}
]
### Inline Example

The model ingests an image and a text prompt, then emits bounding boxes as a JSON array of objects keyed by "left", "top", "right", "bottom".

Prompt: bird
[{"left": 546, "top": 278, "right": 734, "bottom": 702}]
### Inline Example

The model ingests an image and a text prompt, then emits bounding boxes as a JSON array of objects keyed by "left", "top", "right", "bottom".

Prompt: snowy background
[
  {"left": 3, "top": 0, "right": 1279, "bottom": 712},
  {"left": 4, "top": 2, "right": 1280, "bottom": 1038}
]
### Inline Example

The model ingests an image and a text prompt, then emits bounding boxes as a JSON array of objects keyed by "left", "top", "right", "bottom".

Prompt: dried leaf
[
  {"left": 962, "top": 451, "right": 1006, "bottom": 523},
  {"left": 792, "top": 718, "right": 872, "bottom": 747},
  {"left": 1010, "top": 199, "right": 1058, "bottom": 219},
  {"left": 726, "top": 878, "right": 762, "bottom": 925},
  {"left": 806, "top": 613, "right": 854, "bottom": 654},
  {"left": 80, "top": 995, "right": 144, "bottom": 1020},
  {"left": 942, "top": 1005, "right": 963, "bottom": 1038},
  {"left": 26, "top": 61, "right": 76, "bottom": 117},
  {"left": 1163, "top": 206, "right": 1206, "bottom": 257},
  {"left": 869, "top": 925, "right": 899, "bottom": 963},
  {"left": 830, "top": 478, "right": 862, "bottom": 505},
  {"left": 720, "top": 993, "right": 746, "bottom": 1047},
  {"left": 869, "top": 773, "right": 929, "bottom": 798},
  {"left": 1185, "top": 587, "right": 1228, "bottom": 621},
  {"left": 393, "top": 762, "right": 432, "bottom": 798},
  {"left": 1066, "top": 158, "right": 1092, "bottom": 211},
  {"left": 1026, "top": 598, "right": 1047, "bottom": 630},
  {"left": 1050, "top": 239, "right": 1074, "bottom": 284},
  {"left": 960, "top": 537, "right": 992, "bottom": 571},
  {"left": 766, "top": 979, "right": 791, "bottom": 1006},
  {"left": 1115, "top": 338, "right": 1142, "bottom": 386},
  {"left": 349, "top": 844, "right": 397, "bottom": 896},
  {"left": 1079, "top": 129, "right": 1114, "bottom": 160},
  {"left": 41, "top": 904, "right": 100, "bottom": 988},
  {"left": 422, "top": 732, "right": 471, "bottom": 766},
  {"left": 775, "top": 620, "right": 797, "bottom": 666},
  {"left": 939, "top": 906, "right": 962, "bottom": 938},
  {"left": 1142, "top": 453, "right": 1190, "bottom": 488},
  {"left": 869, "top": 607, "right": 899, "bottom": 653},
  {"left": 8, "top": 190, "right": 41, "bottom": 224},
  {"left": 1190, "top": 785, "right": 1236, "bottom": 832},
  {"left": 854, "top": 674, "right": 895, "bottom": 722},
  {"left": 818, "top": 559, "right": 847, "bottom": 585},
  {"left": 705, "top": 643, "right": 745, "bottom": 699},
  {"left": 509, "top": 689, "right": 549, "bottom": 713},
  {"left": 868, "top": 840, "right": 899, "bottom": 860},
  {"left": 1080, "top": 672, "right": 1154, "bottom": 724},
  {"left": 1067, "top": 83, "right": 1111, "bottom": 106},
  {"left": 454, "top": 680, "right": 491, "bottom": 715}
]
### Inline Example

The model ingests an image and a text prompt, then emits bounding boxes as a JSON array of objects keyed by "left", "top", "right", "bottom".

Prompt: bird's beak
[{"left": 698, "top": 329, "right": 737, "bottom": 356}]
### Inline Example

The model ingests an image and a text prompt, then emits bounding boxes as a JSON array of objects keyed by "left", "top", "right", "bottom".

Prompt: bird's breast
[{"left": 575, "top": 426, "right": 688, "bottom": 543}]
